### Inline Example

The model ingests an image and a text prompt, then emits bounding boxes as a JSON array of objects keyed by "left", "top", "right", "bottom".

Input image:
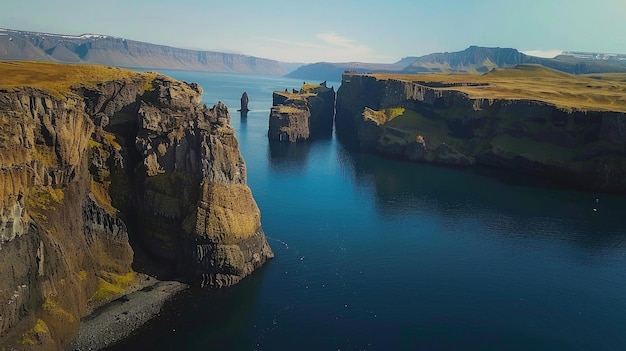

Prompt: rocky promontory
[
  {"left": 336, "top": 66, "right": 626, "bottom": 192},
  {"left": 268, "top": 82, "right": 335, "bottom": 142},
  {"left": 0, "top": 61, "right": 272, "bottom": 350}
]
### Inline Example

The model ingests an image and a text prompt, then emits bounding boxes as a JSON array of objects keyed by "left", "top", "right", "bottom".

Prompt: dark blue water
[{"left": 114, "top": 71, "right": 626, "bottom": 350}]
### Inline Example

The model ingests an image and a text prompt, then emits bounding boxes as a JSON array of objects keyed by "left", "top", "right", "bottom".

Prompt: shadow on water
[
  {"left": 107, "top": 262, "right": 273, "bottom": 351},
  {"left": 267, "top": 140, "right": 312, "bottom": 173},
  {"left": 342, "top": 150, "right": 626, "bottom": 253},
  {"left": 238, "top": 110, "right": 248, "bottom": 136}
]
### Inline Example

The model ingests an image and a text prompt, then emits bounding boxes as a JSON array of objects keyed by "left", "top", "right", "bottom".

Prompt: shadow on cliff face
[
  {"left": 343, "top": 150, "right": 626, "bottom": 254},
  {"left": 105, "top": 108, "right": 181, "bottom": 281}
]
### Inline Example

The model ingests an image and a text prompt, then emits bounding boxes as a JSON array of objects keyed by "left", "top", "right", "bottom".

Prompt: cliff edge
[
  {"left": 0, "top": 61, "right": 272, "bottom": 350},
  {"left": 336, "top": 66, "right": 626, "bottom": 192},
  {"left": 268, "top": 82, "right": 335, "bottom": 142}
]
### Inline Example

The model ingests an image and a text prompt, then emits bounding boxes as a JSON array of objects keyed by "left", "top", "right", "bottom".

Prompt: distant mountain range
[
  {"left": 287, "top": 46, "right": 626, "bottom": 81},
  {"left": 0, "top": 28, "right": 301, "bottom": 75},
  {"left": 3, "top": 28, "right": 625, "bottom": 81}
]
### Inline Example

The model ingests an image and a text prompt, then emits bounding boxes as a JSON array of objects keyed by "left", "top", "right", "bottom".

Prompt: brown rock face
[
  {"left": 336, "top": 73, "right": 626, "bottom": 192},
  {"left": 0, "top": 87, "right": 134, "bottom": 350},
  {"left": 0, "top": 68, "right": 272, "bottom": 349},
  {"left": 133, "top": 78, "right": 273, "bottom": 287},
  {"left": 268, "top": 100, "right": 312, "bottom": 142},
  {"left": 268, "top": 82, "right": 335, "bottom": 142}
]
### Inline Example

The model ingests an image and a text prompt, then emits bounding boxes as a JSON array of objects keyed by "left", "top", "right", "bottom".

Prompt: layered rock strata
[
  {"left": 336, "top": 73, "right": 626, "bottom": 192},
  {"left": 0, "top": 63, "right": 272, "bottom": 350},
  {"left": 268, "top": 82, "right": 335, "bottom": 142}
]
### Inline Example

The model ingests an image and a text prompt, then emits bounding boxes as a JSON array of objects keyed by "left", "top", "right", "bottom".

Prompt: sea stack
[{"left": 238, "top": 92, "right": 250, "bottom": 113}]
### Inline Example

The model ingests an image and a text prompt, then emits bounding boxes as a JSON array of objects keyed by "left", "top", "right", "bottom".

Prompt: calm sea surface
[{"left": 112, "top": 71, "right": 626, "bottom": 350}]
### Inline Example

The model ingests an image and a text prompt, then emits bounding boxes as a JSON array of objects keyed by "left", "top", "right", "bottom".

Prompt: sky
[{"left": 1, "top": 0, "right": 625, "bottom": 63}]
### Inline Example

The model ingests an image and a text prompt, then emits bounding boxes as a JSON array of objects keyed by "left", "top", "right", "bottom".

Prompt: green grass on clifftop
[
  {"left": 0, "top": 60, "right": 156, "bottom": 97},
  {"left": 370, "top": 65, "right": 626, "bottom": 112}
]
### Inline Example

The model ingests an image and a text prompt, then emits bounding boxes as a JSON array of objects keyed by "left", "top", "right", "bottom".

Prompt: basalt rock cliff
[
  {"left": 0, "top": 62, "right": 272, "bottom": 350},
  {"left": 268, "top": 82, "right": 335, "bottom": 142},
  {"left": 336, "top": 72, "right": 626, "bottom": 192}
]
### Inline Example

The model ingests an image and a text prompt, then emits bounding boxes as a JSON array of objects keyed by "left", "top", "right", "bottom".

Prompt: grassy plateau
[
  {"left": 0, "top": 60, "right": 154, "bottom": 97},
  {"left": 370, "top": 64, "right": 626, "bottom": 113}
]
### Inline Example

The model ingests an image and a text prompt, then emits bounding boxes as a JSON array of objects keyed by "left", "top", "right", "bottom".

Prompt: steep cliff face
[
  {"left": 132, "top": 78, "right": 273, "bottom": 287},
  {"left": 0, "top": 62, "right": 272, "bottom": 349},
  {"left": 268, "top": 82, "right": 335, "bottom": 142},
  {"left": 0, "top": 85, "right": 135, "bottom": 350},
  {"left": 336, "top": 73, "right": 626, "bottom": 192}
]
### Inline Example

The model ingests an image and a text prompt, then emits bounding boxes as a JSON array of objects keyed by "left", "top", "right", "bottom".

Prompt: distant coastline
[{"left": 0, "top": 28, "right": 302, "bottom": 75}]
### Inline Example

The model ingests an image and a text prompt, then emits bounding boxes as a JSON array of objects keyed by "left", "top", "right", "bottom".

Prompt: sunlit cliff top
[
  {"left": 0, "top": 60, "right": 155, "bottom": 97},
  {"left": 363, "top": 65, "right": 626, "bottom": 113}
]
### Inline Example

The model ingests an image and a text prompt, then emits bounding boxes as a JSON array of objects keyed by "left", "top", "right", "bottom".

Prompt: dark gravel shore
[{"left": 67, "top": 276, "right": 187, "bottom": 351}]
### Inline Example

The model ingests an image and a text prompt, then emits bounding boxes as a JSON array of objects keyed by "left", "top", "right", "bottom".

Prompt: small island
[{"left": 268, "top": 82, "right": 335, "bottom": 142}]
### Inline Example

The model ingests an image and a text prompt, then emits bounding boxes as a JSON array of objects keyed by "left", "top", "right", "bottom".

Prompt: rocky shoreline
[{"left": 67, "top": 274, "right": 187, "bottom": 351}]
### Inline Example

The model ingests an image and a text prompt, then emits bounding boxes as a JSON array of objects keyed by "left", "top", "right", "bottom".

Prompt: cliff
[
  {"left": 268, "top": 82, "right": 335, "bottom": 142},
  {"left": 0, "top": 28, "right": 294, "bottom": 75},
  {"left": 0, "top": 61, "right": 272, "bottom": 350},
  {"left": 336, "top": 66, "right": 626, "bottom": 192}
]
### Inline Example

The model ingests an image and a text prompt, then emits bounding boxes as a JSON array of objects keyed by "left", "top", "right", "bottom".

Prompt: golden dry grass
[
  {"left": 370, "top": 65, "right": 626, "bottom": 112},
  {"left": 27, "top": 186, "right": 64, "bottom": 213},
  {"left": 90, "top": 271, "right": 137, "bottom": 301},
  {"left": 275, "top": 91, "right": 316, "bottom": 100},
  {"left": 17, "top": 319, "right": 50, "bottom": 346},
  {"left": 302, "top": 83, "right": 321, "bottom": 90},
  {"left": 42, "top": 298, "right": 76, "bottom": 323},
  {"left": 0, "top": 60, "right": 154, "bottom": 97},
  {"left": 278, "top": 105, "right": 306, "bottom": 114},
  {"left": 90, "top": 180, "right": 117, "bottom": 215},
  {"left": 363, "top": 107, "right": 405, "bottom": 125}
]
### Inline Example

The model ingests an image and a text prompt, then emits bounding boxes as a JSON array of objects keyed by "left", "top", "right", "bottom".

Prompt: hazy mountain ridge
[
  {"left": 288, "top": 46, "right": 626, "bottom": 81},
  {"left": 285, "top": 61, "right": 405, "bottom": 81},
  {"left": 0, "top": 28, "right": 299, "bottom": 75},
  {"left": 403, "top": 46, "right": 526, "bottom": 73}
]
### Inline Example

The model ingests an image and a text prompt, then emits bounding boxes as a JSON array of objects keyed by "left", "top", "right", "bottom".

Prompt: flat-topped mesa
[
  {"left": 268, "top": 81, "right": 335, "bottom": 142},
  {"left": 336, "top": 67, "right": 626, "bottom": 192},
  {"left": 0, "top": 61, "right": 272, "bottom": 350}
]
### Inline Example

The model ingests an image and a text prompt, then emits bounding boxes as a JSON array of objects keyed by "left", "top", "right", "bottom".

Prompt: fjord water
[{"left": 114, "top": 71, "right": 626, "bottom": 350}]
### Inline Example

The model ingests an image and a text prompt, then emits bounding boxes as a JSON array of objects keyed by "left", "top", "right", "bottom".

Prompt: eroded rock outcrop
[
  {"left": 133, "top": 78, "right": 273, "bottom": 287},
  {"left": 0, "top": 64, "right": 272, "bottom": 350},
  {"left": 238, "top": 92, "right": 249, "bottom": 112},
  {"left": 268, "top": 82, "right": 335, "bottom": 142},
  {"left": 336, "top": 73, "right": 626, "bottom": 192}
]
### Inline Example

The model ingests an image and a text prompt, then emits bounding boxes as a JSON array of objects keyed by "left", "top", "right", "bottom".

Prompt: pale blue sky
[{"left": 1, "top": 0, "right": 624, "bottom": 63}]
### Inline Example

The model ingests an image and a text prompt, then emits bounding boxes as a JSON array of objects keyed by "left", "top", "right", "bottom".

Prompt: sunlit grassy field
[
  {"left": 0, "top": 60, "right": 154, "bottom": 97},
  {"left": 371, "top": 65, "right": 626, "bottom": 112}
]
